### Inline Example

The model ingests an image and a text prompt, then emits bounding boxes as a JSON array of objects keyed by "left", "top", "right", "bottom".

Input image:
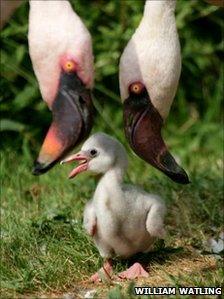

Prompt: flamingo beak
[
  {"left": 123, "top": 85, "right": 189, "bottom": 184},
  {"left": 60, "top": 152, "right": 89, "bottom": 179},
  {"left": 33, "top": 71, "right": 93, "bottom": 175}
]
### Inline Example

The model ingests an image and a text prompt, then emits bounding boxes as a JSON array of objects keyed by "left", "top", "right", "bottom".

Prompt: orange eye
[
  {"left": 64, "top": 60, "right": 76, "bottom": 72},
  {"left": 129, "top": 82, "right": 144, "bottom": 94}
]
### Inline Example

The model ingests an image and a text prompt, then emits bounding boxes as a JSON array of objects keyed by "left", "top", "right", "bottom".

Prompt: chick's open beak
[
  {"left": 123, "top": 85, "right": 189, "bottom": 184},
  {"left": 33, "top": 71, "right": 93, "bottom": 175},
  {"left": 61, "top": 152, "right": 89, "bottom": 179}
]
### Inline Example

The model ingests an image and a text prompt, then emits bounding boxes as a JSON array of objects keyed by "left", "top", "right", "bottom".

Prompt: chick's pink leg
[
  {"left": 90, "top": 259, "right": 113, "bottom": 283},
  {"left": 118, "top": 262, "right": 149, "bottom": 279}
]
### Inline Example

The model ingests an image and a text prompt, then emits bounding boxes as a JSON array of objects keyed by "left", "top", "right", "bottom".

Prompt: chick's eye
[{"left": 90, "top": 149, "right": 97, "bottom": 157}]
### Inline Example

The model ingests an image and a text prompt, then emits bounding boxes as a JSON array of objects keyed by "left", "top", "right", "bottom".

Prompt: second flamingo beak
[
  {"left": 33, "top": 71, "right": 93, "bottom": 175},
  {"left": 123, "top": 85, "right": 189, "bottom": 184}
]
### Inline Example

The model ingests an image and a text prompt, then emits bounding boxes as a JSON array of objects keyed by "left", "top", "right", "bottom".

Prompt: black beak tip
[
  {"left": 32, "top": 161, "right": 45, "bottom": 176},
  {"left": 170, "top": 171, "right": 190, "bottom": 184},
  {"left": 32, "top": 160, "right": 56, "bottom": 176},
  {"left": 160, "top": 151, "right": 190, "bottom": 184}
]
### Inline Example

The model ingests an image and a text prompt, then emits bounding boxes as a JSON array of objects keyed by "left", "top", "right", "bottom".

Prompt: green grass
[{"left": 1, "top": 115, "right": 223, "bottom": 298}]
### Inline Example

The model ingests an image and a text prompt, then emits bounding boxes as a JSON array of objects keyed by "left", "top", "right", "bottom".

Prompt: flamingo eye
[
  {"left": 64, "top": 60, "right": 76, "bottom": 72},
  {"left": 90, "top": 149, "right": 98, "bottom": 157},
  {"left": 129, "top": 82, "right": 144, "bottom": 94}
]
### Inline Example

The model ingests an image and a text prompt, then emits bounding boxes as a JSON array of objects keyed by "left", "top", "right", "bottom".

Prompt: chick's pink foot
[
  {"left": 118, "top": 262, "right": 149, "bottom": 279},
  {"left": 90, "top": 260, "right": 113, "bottom": 283}
]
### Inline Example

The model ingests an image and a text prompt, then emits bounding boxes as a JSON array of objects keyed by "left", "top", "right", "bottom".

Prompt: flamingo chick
[{"left": 61, "top": 133, "right": 166, "bottom": 282}]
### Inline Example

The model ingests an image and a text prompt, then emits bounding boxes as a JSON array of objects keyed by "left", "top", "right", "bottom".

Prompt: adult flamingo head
[
  {"left": 28, "top": 0, "right": 94, "bottom": 174},
  {"left": 119, "top": 0, "right": 189, "bottom": 184}
]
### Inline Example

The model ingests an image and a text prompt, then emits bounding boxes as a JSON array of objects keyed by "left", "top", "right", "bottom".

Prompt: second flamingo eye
[{"left": 129, "top": 82, "right": 145, "bottom": 95}]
